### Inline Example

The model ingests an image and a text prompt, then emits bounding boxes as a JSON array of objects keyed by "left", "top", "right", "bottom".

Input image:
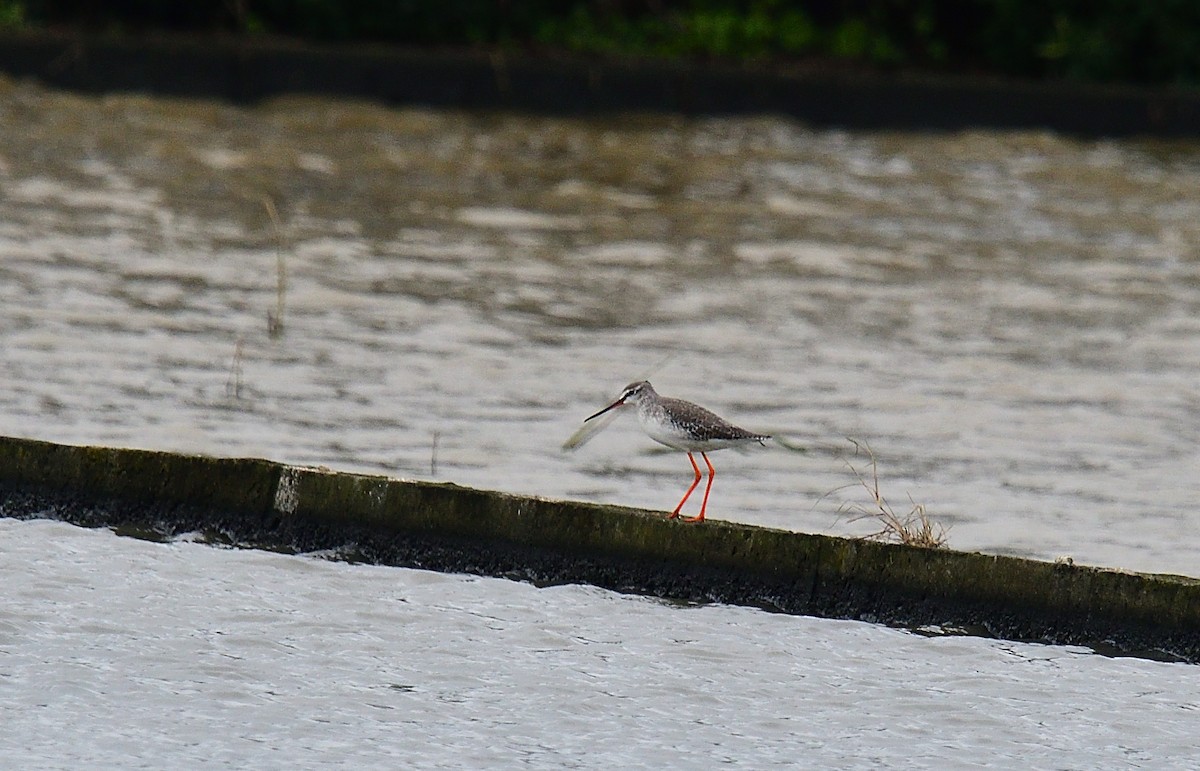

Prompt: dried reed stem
[
  {"left": 262, "top": 196, "right": 287, "bottom": 339},
  {"left": 225, "top": 335, "right": 245, "bottom": 399}
]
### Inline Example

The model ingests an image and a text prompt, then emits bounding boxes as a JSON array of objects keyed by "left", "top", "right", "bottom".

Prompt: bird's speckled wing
[{"left": 657, "top": 397, "right": 768, "bottom": 443}]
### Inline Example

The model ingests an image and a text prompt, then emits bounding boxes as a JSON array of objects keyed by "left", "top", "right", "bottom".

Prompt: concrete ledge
[
  {"left": 1, "top": 30, "right": 1199, "bottom": 136},
  {"left": 1, "top": 434, "right": 1198, "bottom": 662}
]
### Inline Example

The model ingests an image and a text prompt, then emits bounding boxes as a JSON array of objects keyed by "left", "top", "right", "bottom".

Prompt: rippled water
[
  {"left": 3, "top": 519, "right": 1198, "bottom": 768},
  {"left": 4, "top": 76, "right": 1199, "bottom": 575},
  {"left": 3, "top": 75, "right": 1200, "bottom": 766}
]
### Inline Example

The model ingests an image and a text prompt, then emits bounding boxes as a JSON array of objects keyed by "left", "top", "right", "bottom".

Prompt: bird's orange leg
[
  {"left": 682, "top": 453, "right": 715, "bottom": 523},
  {"left": 669, "top": 452, "right": 703, "bottom": 519}
]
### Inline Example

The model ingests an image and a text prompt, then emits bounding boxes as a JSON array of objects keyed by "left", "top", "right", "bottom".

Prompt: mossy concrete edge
[{"left": 1, "top": 434, "right": 1197, "bottom": 661}]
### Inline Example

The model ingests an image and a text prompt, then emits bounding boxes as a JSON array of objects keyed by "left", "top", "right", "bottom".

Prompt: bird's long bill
[{"left": 584, "top": 398, "right": 625, "bottom": 422}]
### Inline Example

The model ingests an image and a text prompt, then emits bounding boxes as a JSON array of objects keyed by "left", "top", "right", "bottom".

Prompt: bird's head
[{"left": 584, "top": 380, "right": 655, "bottom": 421}]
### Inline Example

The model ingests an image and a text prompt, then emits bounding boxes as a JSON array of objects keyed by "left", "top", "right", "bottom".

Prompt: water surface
[
  {"left": 3, "top": 519, "right": 1197, "bottom": 768},
  {"left": 4, "top": 78, "right": 1199, "bottom": 574}
]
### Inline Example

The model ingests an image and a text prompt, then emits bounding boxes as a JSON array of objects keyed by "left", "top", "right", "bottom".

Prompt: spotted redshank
[{"left": 584, "top": 380, "right": 770, "bottom": 523}]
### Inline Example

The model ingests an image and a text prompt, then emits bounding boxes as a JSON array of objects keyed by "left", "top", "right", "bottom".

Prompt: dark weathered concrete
[
  {"left": 0, "top": 434, "right": 1197, "bottom": 662},
  {"left": 1, "top": 30, "right": 1199, "bottom": 136}
]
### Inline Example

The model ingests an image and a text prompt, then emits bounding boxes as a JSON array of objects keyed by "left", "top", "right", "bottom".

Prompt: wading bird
[{"left": 583, "top": 381, "right": 770, "bottom": 523}]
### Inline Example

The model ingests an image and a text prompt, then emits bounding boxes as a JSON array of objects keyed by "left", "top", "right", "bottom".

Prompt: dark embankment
[{"left": 0, "top": 31, "right": 1198, "bottom": 136}]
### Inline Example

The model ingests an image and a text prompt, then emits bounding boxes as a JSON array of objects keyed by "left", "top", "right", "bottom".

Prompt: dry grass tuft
[{"left": 838, "top": 439, "right": 948, "bottom": 549}]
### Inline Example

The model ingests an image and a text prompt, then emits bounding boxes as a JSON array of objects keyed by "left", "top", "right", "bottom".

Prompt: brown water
[{"left": 3, "top": 76, "right": 1200, "bottom": 576}]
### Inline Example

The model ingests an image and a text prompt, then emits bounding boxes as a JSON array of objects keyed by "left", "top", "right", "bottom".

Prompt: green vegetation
[
  {"left": 13, "top": 1, "right": 1200, "bottom": 86},
  {"left": 0, "top": 0, "right": 26, "bottom": 29}
]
